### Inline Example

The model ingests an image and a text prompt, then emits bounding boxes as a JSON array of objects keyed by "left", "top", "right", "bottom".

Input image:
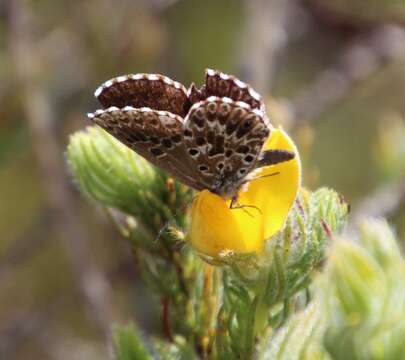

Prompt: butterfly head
[{"left": 212, "top": 173, "right": 249, "bottom": 199}]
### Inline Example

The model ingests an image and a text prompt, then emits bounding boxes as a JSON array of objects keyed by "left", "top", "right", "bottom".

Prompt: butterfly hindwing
[
  {"left": 183, "top": 97, "right": 270, "bottom": 193},
  {"left": 88, "top": 106, "right": 205, "bottom": 191},
  {"left": 188, "top": 69, "right": 265, "bottom": 111}
]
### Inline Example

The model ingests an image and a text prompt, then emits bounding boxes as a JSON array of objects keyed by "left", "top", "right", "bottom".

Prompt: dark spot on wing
[
  {"left": 189, "top": 148, "right": 199, "bottom": 156},
  {"left": 226, "top": 121, "right": 238, "bottom": 136},
  {"left": 138, "top": 133, "right": 148, "bottom": 142},
  {"left": 196, "top": 137, "right": 206, "bottom": 146},
  {"left": 150, "top": 147, "right": 164, "bottom": 156},
  {"left": 171, "top": 134, "right": 182, "bottom": 143},
  {"left": 236, "top": 145, "right": 249, "bottom": 154},
  {"left": 236, "top": 124, "right": 252, "bottom": 139},
  {"left": 184, "top": 129, "right": 192, "bottom": 137},
  {"left": 192, "top": 116, "right": 205, "bottom": 128},
  {"left": 150, "top": 136, "right": 160, "bottom": 145},
  {"left": 225, "top": 149, "right": 233, "bottom": 158},
  {"left": 162, "top": 138, "right": 172, "bottom": 148},
  {"left": 207, "top": 131, "right": 215, "bottom": 145}
]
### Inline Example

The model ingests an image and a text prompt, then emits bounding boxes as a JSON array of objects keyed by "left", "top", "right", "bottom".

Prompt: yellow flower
[{"left": 189, "top": 128, "right": 301, "bottom": 258}]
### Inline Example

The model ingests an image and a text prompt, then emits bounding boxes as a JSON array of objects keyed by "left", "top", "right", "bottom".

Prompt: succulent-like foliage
[
  {"left": 212, "top": 188, "right": 348, "bottom": 359},
  {"left": 113, "top": 324, "right": 153, "bottom": 360},
  {"left": 257, "top": 302, "right": 326, "bottom": 360},
  {"left": 67, "top": 126, "right": 193, "bottom": 228},
  {"left": 258, "top": 219, "right": 405, "bottom": 360},
  {"left": 322, "top": 219, "right": 405, "bottom": 360},
  {"left": 67, "top": 128, "right": 362, "bottom": 360}
]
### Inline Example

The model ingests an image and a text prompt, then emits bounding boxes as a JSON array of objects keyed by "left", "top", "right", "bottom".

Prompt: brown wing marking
[
  {"left": 94, "top": 74, "right": 190, "bottom": 117},
  {"left": 88, "top": 106, "right": 204, "bottom": 191},
  {"left": 187, "top": 69, "right": 265, "bottom": 111},
  {"left": 183, "top": 97, "right": 270, "bottom": 192}
]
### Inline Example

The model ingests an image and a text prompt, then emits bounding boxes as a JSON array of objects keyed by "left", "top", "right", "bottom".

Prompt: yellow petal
[
  {"left": 190, "top": 190, "right": 264, "bottom": 256},
  {"left": 189, "top": 128, "right": 301, "bottom": 258},
  {"left": 240, "top": 128, "right": 301, "bottom": 239}
]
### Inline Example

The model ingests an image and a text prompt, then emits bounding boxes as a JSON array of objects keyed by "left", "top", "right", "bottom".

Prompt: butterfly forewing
[
  {"left": 183, "top": 97, "right": 270, "bottom": 194},
  {"left": 95, "top": 74, "right": 190, "bottom": 117},
  {"left": 88, "top": 106, "right": 205, "bottom": 191}
]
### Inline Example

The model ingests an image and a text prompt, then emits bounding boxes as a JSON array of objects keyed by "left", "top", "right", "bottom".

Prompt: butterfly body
[{"left": 88, "top": 69, "right": 295, "bottom": 200}]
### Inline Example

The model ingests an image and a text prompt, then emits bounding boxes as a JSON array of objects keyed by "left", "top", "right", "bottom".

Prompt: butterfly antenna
[{"left": 241, "top": 171, "right": 280, "bottom": 186}]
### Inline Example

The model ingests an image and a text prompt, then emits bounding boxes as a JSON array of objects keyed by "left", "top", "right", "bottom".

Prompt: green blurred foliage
[{"left": 257, "top": 219, "right": 405, "bottom": 360}]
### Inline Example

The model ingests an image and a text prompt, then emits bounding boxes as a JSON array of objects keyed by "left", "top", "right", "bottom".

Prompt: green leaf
[
  {"left": 261, "top": 188, "right": 349, "bottom": 308},
  {"left": 321, "top": 219, "right": 405, "bottom": 359},
  {"left": 112, "top": 323, "right": 153, "bottom": 360},
  {"left": 257, "top": 302, "right": 328, "bottom": 360},
  {"left": 67, "top": 126, "right": 193, "bottom": 229},
  {"left": 152, "top": 336, "right": 199, "bottom": 360}
]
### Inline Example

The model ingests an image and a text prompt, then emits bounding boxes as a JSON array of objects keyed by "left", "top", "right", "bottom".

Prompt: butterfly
[{"left": 88, "top": 69, "right": 295, "bottom": 207}]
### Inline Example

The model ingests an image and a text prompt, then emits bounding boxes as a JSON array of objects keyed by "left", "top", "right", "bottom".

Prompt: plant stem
[{"left": 161, "top": 297, "right": 173, "bottom": 342}]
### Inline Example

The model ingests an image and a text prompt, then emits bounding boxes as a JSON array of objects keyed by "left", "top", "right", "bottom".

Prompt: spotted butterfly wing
[
  {"left": 90, "top": 74, "right": 204, "bottom": 191},
  {"left": 183, "top": 96, "right": 270, "bottom": 196},
  {"left": 188, "top": 69, "right": 265, "bottom": 111},
  {"left": 95, "top": 73, "right": 190, "bottom": 117},
  {"left": 89, "top": 106, "right": 205, "bottom": 191}
]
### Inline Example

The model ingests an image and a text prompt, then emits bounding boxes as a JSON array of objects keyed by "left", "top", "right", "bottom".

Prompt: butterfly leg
[{"left": 229, "top": 196, "right": 263, "bottom": 217}]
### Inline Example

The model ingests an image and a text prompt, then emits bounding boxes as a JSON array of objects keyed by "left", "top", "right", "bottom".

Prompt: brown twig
[
  {"left": 8, "top": 0, "right": 117, "bottom": 340},
  {"left": 161, "top": 297, "right": 173, "bottom": 342}
]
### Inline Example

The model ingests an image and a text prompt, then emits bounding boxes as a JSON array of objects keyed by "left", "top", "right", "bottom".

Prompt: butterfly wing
[
  {"left": 182, "top": 97, "right": 270, "bottom": 194},
  {"left": 95, "top": 74, "right": 190, "bottom": 117},
  {"left": 188, "top": 69, "right": 265, "bottom": 111},
  {"left": 88, "top": 106, "right": 205, "bottom": 191}
]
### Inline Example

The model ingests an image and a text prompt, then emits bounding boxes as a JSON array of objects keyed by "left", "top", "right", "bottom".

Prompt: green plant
[{"left": 67, "top": 126, "right": 404, "bottom": 359}]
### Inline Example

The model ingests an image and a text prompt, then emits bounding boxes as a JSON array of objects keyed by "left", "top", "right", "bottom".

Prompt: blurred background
[{"left": 1, "top": 0, "right": 405, "bottom": 358}]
